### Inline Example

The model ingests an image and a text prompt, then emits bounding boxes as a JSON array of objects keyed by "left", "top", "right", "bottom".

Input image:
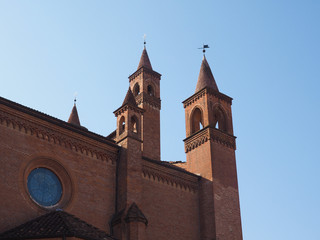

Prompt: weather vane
[{"left": 198, "top": 44, "right": 209, "bottom": 55}]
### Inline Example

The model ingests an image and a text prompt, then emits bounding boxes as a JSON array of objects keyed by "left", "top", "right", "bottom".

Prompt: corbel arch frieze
[
  {"left": 142, "top": 168, "right": 198, "bottom": 193},
  {"left": 0, "top": 111, "right": 117, "bottom": 164}
]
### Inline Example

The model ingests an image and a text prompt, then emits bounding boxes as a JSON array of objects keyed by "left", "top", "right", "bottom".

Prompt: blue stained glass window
[{"left": 27, "top": 168, "right": 62, "bottom": 207}]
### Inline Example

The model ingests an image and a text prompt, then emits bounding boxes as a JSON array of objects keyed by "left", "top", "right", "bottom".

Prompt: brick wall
[
  {"left": 0, "top": 106, "right": 117, "bottom": 234},
  {"left": 141, "top": 176, "right": 200, "bottom": 240}
]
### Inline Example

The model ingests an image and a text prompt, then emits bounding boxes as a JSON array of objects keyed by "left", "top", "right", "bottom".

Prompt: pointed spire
[
  {"left": 195, "top": 55, "right": 219, "bottom": 93},
  {"left": 68, "top": 99, "right": 81, "bottom": 126},
  {"left": 137, "top": 46, "right": 153, "bottom": 70},
  {"left": 122, "top": 88, "right": 137, "bottom": 107}
]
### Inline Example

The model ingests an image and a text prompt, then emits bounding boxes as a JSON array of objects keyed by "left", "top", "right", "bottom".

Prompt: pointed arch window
[
  {"left": 131, "top": 116, "right": 138, "bottom": 133},
  {"left": 133, "top": 83, "right": 140, "bottom": 96},
  {"left": 147, "top": 85, "right": 154, "bottom": 96},
  {"left": 213, "top": 107, "right": 227, "bottom": 132},
  {"left": 119, "top": 116, "right": 125, "bottom": 134},
  {"left": 191, "top": 107, "right": 203, "bottom": 134}
]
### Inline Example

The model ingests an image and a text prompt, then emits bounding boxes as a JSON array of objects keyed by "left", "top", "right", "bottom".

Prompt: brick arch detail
[
  {"left": 211, "top": 103, "right": 229, "bottom": 133},
  {"left": 19, "top": 156, "right": 75, "bottom": 211},
  {"left": 189, "top": 105, "right": 205, "bottom": 135}
]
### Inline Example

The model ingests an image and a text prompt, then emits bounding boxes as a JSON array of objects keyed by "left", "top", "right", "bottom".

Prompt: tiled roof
[
  {"left": 142, "top": 157, "right": 200, "bottom": 178},
  {"left": 0, "top": 210, "right": 116, "bottom": 240},
  {"left": 125, "top": 202, "right": 148, "bottom": 225},
  {"left": 122, "top": 88, "right": 137, "bottom": 107}
]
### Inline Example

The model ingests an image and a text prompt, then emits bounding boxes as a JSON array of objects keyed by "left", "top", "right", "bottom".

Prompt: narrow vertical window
[
  {"left": 131, "top": 116, "right": 138, "bottom": 133},
  {"left": 133, "top": 83, "right": 140, "bottom": 96},
  {"left": 191, "top": 108, "right": 203, "bottom": 134},
  {"left": 119, "top": 116, "right": 125, "bottom": 134},
  {"left": 213, "top": 108, "right": 227, "bottom": 132},
  {"left": 147, "top": 85, "right": 154, "bottom": 96}
]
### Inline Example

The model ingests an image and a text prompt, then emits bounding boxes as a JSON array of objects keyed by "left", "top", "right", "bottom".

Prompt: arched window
[
  {"left": 119, "top": 116, "right": 125, "bottom": 134},
  {"left": 191, "top": 108, "right": 203, "bottom": 134},
  {"left": 133, "top": 83, "right": 140, "bottom": 96},
  {"left": 131, "top": 116, "right": 138, "bottom": 133},
  {"left": 213, "top": 107, "right": 227, "bottom": 132},
  {"left": 147, "top": 85, "right": 154, "bottom": 96}
]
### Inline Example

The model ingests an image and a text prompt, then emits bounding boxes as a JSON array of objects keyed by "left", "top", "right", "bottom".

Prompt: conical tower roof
[
  {"left": 122, "top": 88, "right": 137, "bottom": 107},
  {"left": 137, "top": 47, "right": 153, "bottom": 70},
  {"left": 195, "top": 56, "right": 219, "bottom": 93},
  {"left": 68, "top": 102, "right": 81, "bottom": 126}
]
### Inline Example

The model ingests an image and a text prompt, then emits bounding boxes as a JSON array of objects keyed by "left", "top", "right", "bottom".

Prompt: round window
[{"left": 27, "top": 168, "right": 62, "bottom": 207}]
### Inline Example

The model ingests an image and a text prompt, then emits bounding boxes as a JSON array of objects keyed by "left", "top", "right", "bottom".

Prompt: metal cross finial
[
  {"left": 143, "top": 34, "right": 147, "bottom": 47},
  {"left": 74, "top": 92, "right": 78, "bottom": 106},
  {"left": 198, "top": 44, "right": 210, "bottom": 55}
]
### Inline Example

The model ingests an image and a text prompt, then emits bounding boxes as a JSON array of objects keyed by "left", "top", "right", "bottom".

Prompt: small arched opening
[
  {"left": 119, "top": 116, "right": 125, "bottom": 134},
  {"left": 131, "top": 116, "right": 138, "bottom": 133},
  {"left": 133, "top": 83, "right": 140, "bottom": 96},
  {"left": 147, "top": 85, "right": 154, "bottom": 96},
  {"left": 190, "top": 107, "right": 203, "bottom": 134},
  {"left": 213, "top": 107, "right": 227, "bottom": 132}
]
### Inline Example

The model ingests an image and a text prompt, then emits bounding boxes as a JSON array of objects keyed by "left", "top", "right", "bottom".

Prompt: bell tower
[
  {"left": 128, "top": 45, "right": 161, "bottom": 160},
  {"left": 112, "top": 88, "right": 147, "bottom": 240},
  {"left": 183, "top": 55, "right": 242, "bottom": 240}
]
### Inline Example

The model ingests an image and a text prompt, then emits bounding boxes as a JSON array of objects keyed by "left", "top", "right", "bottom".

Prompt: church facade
[{"left": 0, "top": 47, "right": 242, "bottom": 240}]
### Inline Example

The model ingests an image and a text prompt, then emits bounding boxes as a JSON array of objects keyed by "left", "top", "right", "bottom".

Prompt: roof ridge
[
  {"left": 0, "top": 210, "right": 115, "bottom": 240},
  {"left": 0, "top": 96, "right": 119, "bottom": 148}
]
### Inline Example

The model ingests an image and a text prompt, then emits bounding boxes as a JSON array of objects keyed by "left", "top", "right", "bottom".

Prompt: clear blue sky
[{"left": 0, "top": 1, "right": 319, "bottom": 239}]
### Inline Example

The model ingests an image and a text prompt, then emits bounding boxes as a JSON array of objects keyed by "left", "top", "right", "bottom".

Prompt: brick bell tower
[
  {"left": 113, "top": 88, "right": 148, "bottom": 240},
  {"left": 128, "top": 45, "right": 161, "bottom": 160},
  {"left": 183, "top": 54, "right": 243, "bottom": 239}
]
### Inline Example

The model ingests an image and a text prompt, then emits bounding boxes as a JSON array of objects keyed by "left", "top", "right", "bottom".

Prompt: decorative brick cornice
[
  {"left": 184, "top": 126, "right": 236, "bottom": 152},
  {"left": 210, "top": 127, "right": 236, "bottom": 149},
  {"left": 113, "top": 104, "right": 145, "bottom": 117},
  {"left": 128, "top": 67, "right": 161, "bottom": 82},
  {"left": 182, "top": 87, "right": 233, "bottom": 108},
  {"left": 0, "top": 105, "right": 118, "bottom": 164},
  {"left": 142, "top": 158, "right": 199, "bottom": 193},
  {"left": 184, "top": 126, "right": 210, "bottom": 153},
  {"left": 135, "top": 92, "right": 161, "bottom": 110}
]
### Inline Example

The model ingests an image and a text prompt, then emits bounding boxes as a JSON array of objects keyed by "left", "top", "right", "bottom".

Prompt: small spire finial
[
  {"left": 74, "top": 92, "right": 78, "bottom": 106},
  {"left": 143, "top": 34, "right": 146, "bottom": 48},
  {"left": 198, "top": 44, "right": 210, "bottom": 55}
]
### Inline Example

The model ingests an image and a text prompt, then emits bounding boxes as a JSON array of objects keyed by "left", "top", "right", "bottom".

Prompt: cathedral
[{"left": 0, "top": 46, "right": 243, "bottom": 240}]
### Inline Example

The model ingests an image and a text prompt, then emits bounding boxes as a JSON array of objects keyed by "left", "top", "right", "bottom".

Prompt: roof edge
[{"left": 0, "top": 96, "right": 120, "bottom": 149}]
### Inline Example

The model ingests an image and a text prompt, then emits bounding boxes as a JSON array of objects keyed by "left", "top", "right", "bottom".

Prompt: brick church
[{"left": 0, "top": 46, "right": 242, "bottom": 240}]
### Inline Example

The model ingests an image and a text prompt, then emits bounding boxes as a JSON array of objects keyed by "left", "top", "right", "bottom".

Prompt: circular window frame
[
  {"left": 27, "top": 167, "right": 63, "bottom": 207},
  {"left": 22, "top": 158, "right": 73, "bottom": 210}
]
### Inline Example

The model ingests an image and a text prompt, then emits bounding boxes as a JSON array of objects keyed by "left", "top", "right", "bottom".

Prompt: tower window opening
[
  {"left": 133, "top": 83, "right": 140, "bottom": 96},
  {"left": 147, "top": 85, "right": 154, "bottom": 96},
  {"left": 131, "top": 116, "right": 138, "bottom": 133},
  {"left": 213, "top": 108, "right": 227, "bottom": 132},
  {"left": 191, "top": 108, "right": 203, "bottom": 134},
  {"left": 119, "top": 116, "right": 125, "bottom": 134}
]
